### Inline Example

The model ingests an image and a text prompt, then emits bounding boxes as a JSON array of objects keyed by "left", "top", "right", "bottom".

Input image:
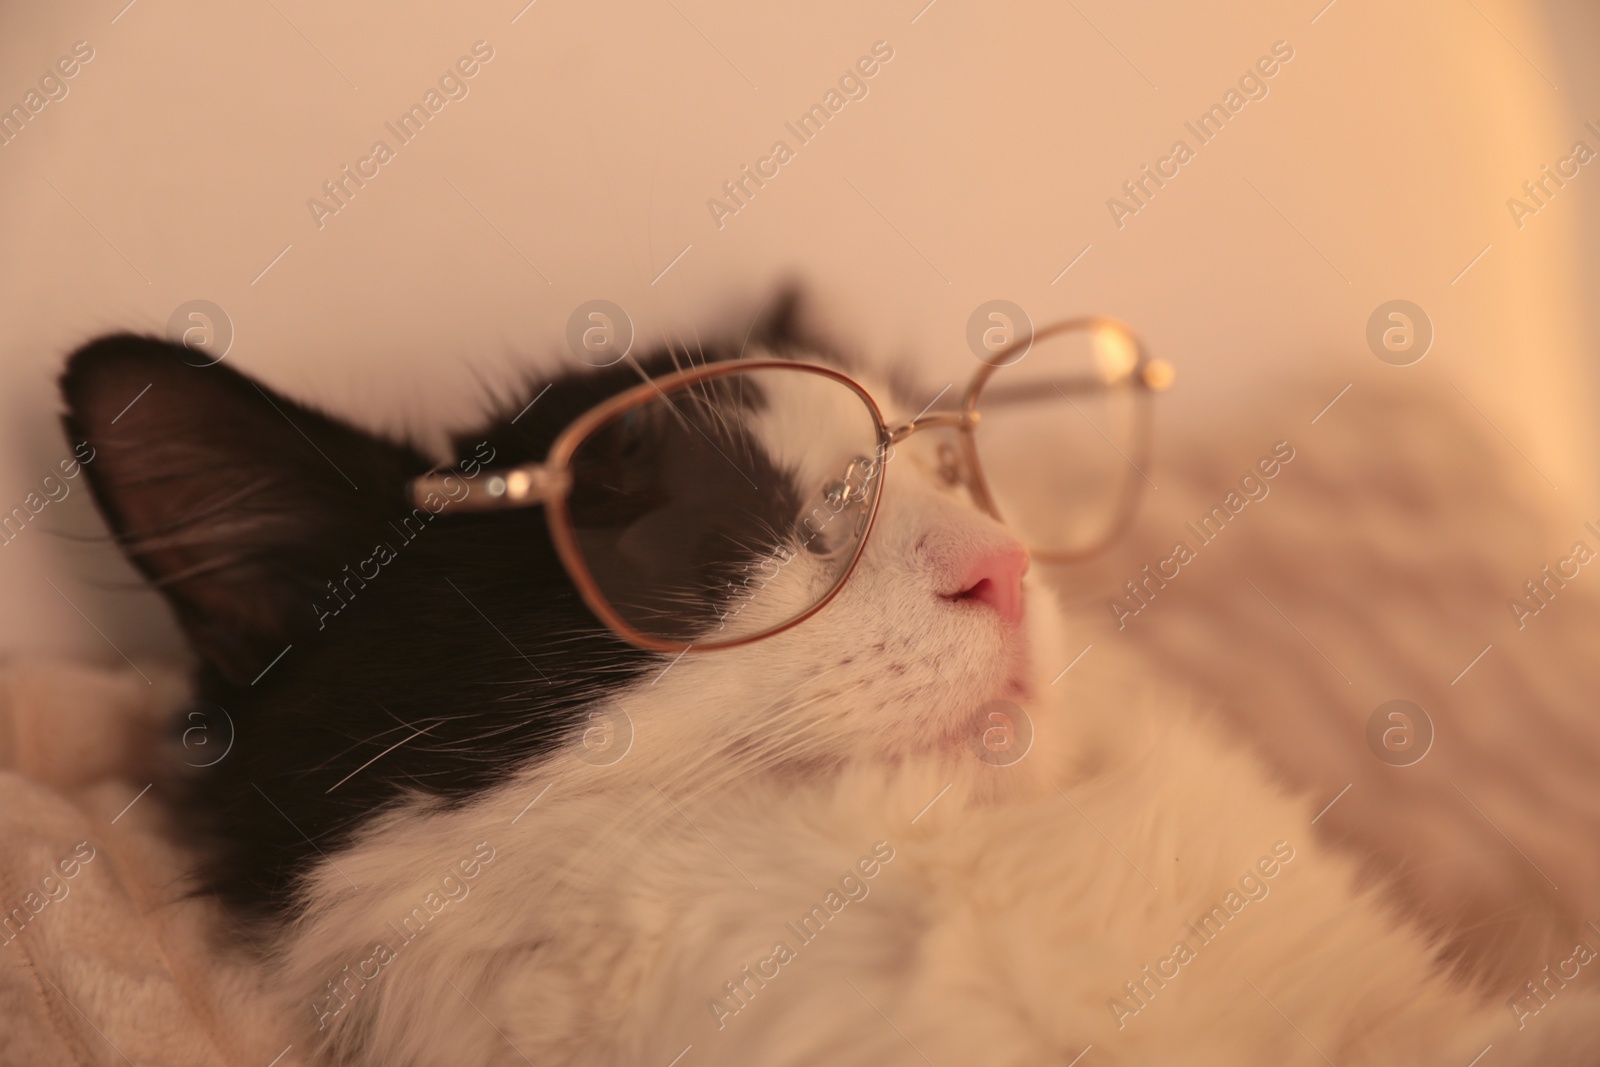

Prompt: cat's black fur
[{"left": 59, "top": 301, "right": 813, "bottom": 917}]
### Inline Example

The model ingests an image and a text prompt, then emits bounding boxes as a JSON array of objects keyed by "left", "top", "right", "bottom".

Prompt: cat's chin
[
  {"left": 1000, "top": 671, "right": 1035, "bottom": 703},
  {"left": 906, "top": 659, "right": 1042, "bottom": 761}
]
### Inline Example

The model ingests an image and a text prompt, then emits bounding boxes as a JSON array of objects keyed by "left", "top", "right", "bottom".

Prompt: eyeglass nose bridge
[
  {"left": 881, "top": 408, "right": 1002, "bottom": 524},
  {"left": 884, "top": 409, "right": 976, "bottom": 445}
]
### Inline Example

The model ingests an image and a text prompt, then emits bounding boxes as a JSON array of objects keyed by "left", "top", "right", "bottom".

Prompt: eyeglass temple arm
[
  {"left": 892, "top": 360, "right": 1176, "bottom": 440},
  {"left": 411, "top": 358, "right": 1176, "bottom": 508},
  {"left": 408, "top": 462, "right": 570, "bottom": 512},
  {"left": 979, "top": 361, "right": 1176, "bottom": 405}
]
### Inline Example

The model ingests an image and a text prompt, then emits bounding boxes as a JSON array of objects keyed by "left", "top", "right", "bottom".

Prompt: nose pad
[{"left": 947, "top": 545, "right": 1030, "bottom": 625}]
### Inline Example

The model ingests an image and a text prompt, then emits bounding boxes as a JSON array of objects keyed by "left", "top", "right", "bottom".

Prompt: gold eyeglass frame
[{"left": 409, "top": 316, "right": 1172, "bottom": 653}]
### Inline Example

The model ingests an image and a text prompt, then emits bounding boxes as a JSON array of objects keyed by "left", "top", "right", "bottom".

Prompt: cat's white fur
[{"left": 274, "top": 359, "right": 1600, "bottom": 1065}]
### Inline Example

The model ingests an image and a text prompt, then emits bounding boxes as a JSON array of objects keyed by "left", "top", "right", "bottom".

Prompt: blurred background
[
  {"left": 4, "top": 0, "right": 1600, "bottom": 991},
  {"left": 2, "top": 0, "right": 1597, "bottom": 660}
]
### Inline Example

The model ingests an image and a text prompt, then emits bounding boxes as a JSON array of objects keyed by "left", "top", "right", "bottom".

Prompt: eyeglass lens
[
  {"left": 969, "top": 324, "right": 1148, "bottom": 559},
  {"left": 563, "top": 367, "right": 883, "bottom": 645}
]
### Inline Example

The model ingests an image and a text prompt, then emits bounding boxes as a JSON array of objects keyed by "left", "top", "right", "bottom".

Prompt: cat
[{"left": 58, "top": 303, "right": 1600, "bottom": 1066}]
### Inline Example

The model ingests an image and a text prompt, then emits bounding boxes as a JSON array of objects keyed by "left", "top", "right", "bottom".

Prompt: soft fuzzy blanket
[{"left": 0, "top": 664, "right": 299, "bottom": 1067}]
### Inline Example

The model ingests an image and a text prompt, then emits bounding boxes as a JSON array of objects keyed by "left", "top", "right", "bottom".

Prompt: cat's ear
[
  {"left": 746, "top": 284, "right": 852, "bottom": 368},
  {"left": 59, "top": 335, "right": 430, "bottom": 684},
  {"left": 748, "top": 285, "right": 812, "bottom": 354}
]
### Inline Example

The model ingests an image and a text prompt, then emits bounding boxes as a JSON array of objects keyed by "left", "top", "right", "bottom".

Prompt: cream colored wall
[{"left": 0, "top": 0, "right": 1594, "bottom": 665}]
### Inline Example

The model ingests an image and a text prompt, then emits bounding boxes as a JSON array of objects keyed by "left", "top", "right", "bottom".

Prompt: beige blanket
[{"left": 0, "top": 664, "right": 299, "bottom": 1067}]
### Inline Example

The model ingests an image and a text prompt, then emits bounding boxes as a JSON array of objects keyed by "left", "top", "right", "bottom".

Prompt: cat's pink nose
[{"left": 949, "top": 545, "right": 1030, "bottom": 625}]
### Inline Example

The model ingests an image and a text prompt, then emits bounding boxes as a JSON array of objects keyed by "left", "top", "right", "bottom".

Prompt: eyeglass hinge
[{"left": 408, "top": 463, "right": 569, "bottom": 511}]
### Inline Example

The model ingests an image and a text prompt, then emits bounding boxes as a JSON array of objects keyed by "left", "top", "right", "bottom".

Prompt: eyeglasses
[{"left": 410, "top": 317, "right": 1172, "bottom": 653}]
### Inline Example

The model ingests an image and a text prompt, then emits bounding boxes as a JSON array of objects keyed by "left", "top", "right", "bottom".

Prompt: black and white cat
[{"left": 59, "top": 305, "right": 1600, "bottom": 1066}]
